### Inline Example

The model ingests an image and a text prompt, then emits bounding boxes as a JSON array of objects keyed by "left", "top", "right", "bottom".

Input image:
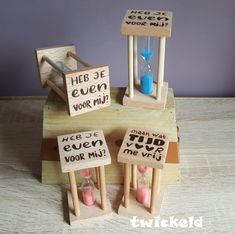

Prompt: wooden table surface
[{"left": 0, "top": 97, "right": 235, "bottom": 233}]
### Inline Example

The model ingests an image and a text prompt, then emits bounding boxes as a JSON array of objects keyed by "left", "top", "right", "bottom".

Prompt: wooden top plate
[
  {"left": 121, "top": 9, "right": 172, "bottom": 37},
  {"left": 57, "top": 130, "right": 111, "bottom": 173},
  {"left": 117, "top": 128, "right": 169, "bottom": 169},
  {"left": 64, "top": 65, "right": 110, "bottom": 116}
]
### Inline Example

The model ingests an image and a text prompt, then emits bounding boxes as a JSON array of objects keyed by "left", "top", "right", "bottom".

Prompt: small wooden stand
[
  {"left": 121, "top": 10, "right": 173, "bottom": 110},
  {"left": 117, "top": 128, "right": 169, "bottom": 218},
  {"left": 35, "top": 44, "right": 110, "bottom": 116},
  {"left": 57, "top": 130, "right": 112, "bottom": 225}
]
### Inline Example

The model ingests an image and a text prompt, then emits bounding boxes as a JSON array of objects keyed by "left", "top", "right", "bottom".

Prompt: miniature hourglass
[
  {"left": 117, "top": 128, "right": 169, "bottom": 218},
  {"left": 35, "top": 44, "right": 110, "bottom": 117},
  {"left": 57, "top": 130, "right": 112, "bottom": 225},
  {"left": 136, "top": 165, "right": 149, "bottom": 204},
  {"left": 121, "top": 10, "right": 173, "bottom": 110},
  {"left": 80, "top": 169, "right": 96, "bottom": 206}
]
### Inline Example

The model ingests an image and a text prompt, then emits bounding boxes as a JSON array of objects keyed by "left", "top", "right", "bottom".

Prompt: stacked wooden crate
[{"left": 40, "top": 87, "right": 180, "bottom": 184}]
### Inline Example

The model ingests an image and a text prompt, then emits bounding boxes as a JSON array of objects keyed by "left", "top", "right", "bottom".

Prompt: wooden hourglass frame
[
  {"left": 35, "top": 44, "right": 110, "bottom": 117},
  {"left": 117, "top": 128, "right": 169, "bottom": 218},
  {"left": 57, "top": 130, "right": 112, "bottom": 225},
  {"left": 120, "top": 10, "right": 173, "bottom": 110}
]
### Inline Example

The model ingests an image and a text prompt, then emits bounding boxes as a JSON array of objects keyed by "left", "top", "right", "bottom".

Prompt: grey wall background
[{"left": 0, "top": 0, "right": 235, "bottom": 96}]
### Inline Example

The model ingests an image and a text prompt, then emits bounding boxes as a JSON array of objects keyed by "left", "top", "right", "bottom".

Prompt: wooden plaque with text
[
  {"left": 57, "top": 130, "right": 111, "bottom": 173},
  {"left": 117, "top": 128, "right": 169, "bottom": 169},
  {"left": 64, "top": 66, "right": 110, "bottom": 116},
  {"left": 121, "top": 9, "right": 172, "bottom": 37}
]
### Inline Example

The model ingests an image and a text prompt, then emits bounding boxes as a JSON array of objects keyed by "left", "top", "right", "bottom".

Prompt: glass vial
[
  {"left": 136, "top": 165, "right": 149, "bottom": 204},
  {"left": 51, "top": 61, "right": 71, "bottom": 77},
  {"left": 140, "top": 36, "right": 154, "bottom": 94},
  {"left": 80, "top": 169, "right": 96, "bottom": 206}
]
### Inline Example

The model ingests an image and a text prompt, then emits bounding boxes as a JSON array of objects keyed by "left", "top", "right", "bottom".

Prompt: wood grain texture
[
  {"left": 41, "top": 87, "right": 179, "bottom": 183},
  {"left": 43, "top": 87, "right": 177, "bottom": 142},
  {"left": 0, "top": 97, "right": 235, "bottom": 233}
]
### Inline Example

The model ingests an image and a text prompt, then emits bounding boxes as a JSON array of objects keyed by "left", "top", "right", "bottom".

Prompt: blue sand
[
  {"left": 140, "top": 74, "right": 153, "bottom": 94},
  {"left": 52, "top": 61, "right": 71, "bottom": 77},
  {"left": 141, "top": 49, "right": 153, "bottom": 61}
]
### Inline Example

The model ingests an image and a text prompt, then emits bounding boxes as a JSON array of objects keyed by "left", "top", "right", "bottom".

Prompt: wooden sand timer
[
  {"left": 57, "top": 130, "right": 112, "bottom": 225},
  {"left": 35, "top": 44, "right": 110, "bottom": 117},
  {"left": 121, "top": 10, "right": 172, "bottom": 110},
  {"left": 117, "top": 128, "right": 169, "bottom": 217}
]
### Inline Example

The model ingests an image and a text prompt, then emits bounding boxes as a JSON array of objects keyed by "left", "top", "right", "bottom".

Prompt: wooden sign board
[
  {"left": 57, "top": 130, "right": 111, "bottom": 173},
  {"left": 64, "top": 66, "right": 110, "bottom": 116},
  {"left": 117, "top": 128, "right": 169, "bottom": 169},
  {"left": 121, "top": 10, "right": 172, "bottom": 37}
]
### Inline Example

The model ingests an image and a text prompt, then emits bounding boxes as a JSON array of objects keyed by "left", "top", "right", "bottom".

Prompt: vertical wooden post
[
  {"left": 157, "top": 37, "right": 166, "bottom": 101},
  {"left": 95, "top": 167, "right": 100, "bottom": 189},
  {"left": 68, "top": 171, "right": 80, "bottom": 216},
  {"left": 124, "top": 163, "right": 131, "bottom": 208},
  {"left": 133, "top": 36, "right": 138, "bottom": 85},
  {"left": 128, "top": 35, "right": 134, "bottom": 98},
  {"left": 99, "top": 166, "right": 107, "bottom": 210},
  {"left": 150, "top": 168, "right": 161, "bottom": 214},
  {"left": 132, "top": 164, "right": 137, "bottom": 190}
]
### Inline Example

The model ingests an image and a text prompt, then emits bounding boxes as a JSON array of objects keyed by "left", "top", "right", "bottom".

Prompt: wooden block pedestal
[{"left": 41, "top": 87, "right": 180, "bottom": 185}]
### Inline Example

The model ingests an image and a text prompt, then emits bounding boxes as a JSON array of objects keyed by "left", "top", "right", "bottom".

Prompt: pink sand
[
  {"left": 80, "top": 169, "right": 92, "bottom": 179},
  {"left": 136, "top": 186, "right": 148, "bottom": 204},
  {"left": 82, "top": 189, "right": 95, "bottom": 206},
  {"left": 137, "top": 165, "right": 148, "bottom": 174}
]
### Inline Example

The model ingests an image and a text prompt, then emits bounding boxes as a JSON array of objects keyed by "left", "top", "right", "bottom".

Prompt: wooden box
[{"left": 41, "top": 87, "right": 180, "bottom": 184}]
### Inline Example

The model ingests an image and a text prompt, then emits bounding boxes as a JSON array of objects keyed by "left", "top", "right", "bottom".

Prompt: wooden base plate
[
  {"left": 35, "top": 44, "right": 77, "bottom": 87},
  {"left": 123, "top": 82, "right": 168, "bottom": 110},
  {"left": 118, "top": 189, "right": 163, "bottom": 218},
  {"left": 67, "top": 187, "right": 112, "bottom": 225}
]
